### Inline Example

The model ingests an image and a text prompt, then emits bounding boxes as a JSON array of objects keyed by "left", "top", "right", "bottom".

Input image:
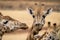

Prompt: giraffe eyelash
[{"left": 3, "top": 21, "right": 8, "bottom": 24}]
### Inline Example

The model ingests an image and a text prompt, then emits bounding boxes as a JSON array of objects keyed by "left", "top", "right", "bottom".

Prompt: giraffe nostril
[
  {"left": 35, "top": 24, "right": 40, "bottom": 26},
  {"left": 53, "top": 23, "right": 56, "bottom": 27}
]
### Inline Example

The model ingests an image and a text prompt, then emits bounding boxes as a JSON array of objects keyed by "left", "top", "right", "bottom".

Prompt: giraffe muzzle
[{"left": 35, "top": 23, "right": 40, "bottom": 26}]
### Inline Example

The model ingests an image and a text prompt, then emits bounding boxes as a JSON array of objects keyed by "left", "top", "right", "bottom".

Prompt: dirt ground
[{"left": 0, "top": 10, "right": 60, "bottom": 40}]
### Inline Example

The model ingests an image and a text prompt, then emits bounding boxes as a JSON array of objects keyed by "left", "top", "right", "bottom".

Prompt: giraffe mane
[{"left": 2, "top": 16, "right": 16, "bottom": 21}]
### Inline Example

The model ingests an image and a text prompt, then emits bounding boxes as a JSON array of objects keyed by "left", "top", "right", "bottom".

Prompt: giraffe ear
[
  {"left": 46, "top": 8, "right": 53, "bottom": 14},
  {"left": 27, "top": 8, "right": 33, "bottom": 15},
  {"left": 43, "top": 8, "right": 53, "bottom": 17},
  {"left": 42, "top": 8, "right": 52, "bottom": 19},
  {"left": 0, "top": 12, "right": 3, "bottom": 16}
]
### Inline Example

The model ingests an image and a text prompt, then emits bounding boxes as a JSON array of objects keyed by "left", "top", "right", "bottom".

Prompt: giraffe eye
[
  {"left": 33, "top": 15, "right": 35, "bottom": 18},
  {"left": 42, "top": 15, "right": 45, "bottom": 18},
  {"left": 3, "top": 21, "right": 8, "bottom": 24}
]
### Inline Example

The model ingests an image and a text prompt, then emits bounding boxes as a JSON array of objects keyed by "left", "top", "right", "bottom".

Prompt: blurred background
[{"left": 0, "top": 0, "right": 60, "bottom": 12}]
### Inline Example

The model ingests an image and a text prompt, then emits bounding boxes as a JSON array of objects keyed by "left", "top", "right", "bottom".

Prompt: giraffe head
[
  {"left": 0, "top": 15, "right": 28, "bottom": 31},
  {"left": 28, "top": 4, "right": 52, "bottom": 24},
  {"left": 28, "top": 5, "right": 52, "bottom": 31}
]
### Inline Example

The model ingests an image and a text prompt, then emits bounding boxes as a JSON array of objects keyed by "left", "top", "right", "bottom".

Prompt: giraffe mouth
[{"left": 20, "top": 26, "right": 28, "bottom": 30}]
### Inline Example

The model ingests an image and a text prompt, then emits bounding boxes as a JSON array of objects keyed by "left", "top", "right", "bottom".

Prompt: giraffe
[
  {"left": 26, "top": 4, "right": 52, "bottom": 40},
  {"left": 0, "top": 12, "right": 28, "bottom": 40},
  {"left": 34, "top": 21, "right": 60, "bottom": 40}
]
